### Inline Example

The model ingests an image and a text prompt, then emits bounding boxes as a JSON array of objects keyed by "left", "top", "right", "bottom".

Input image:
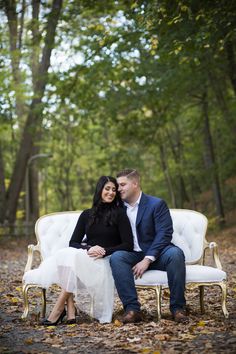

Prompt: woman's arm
[{"left": 69, "top": 210, "right": 90, "bottom": 249}]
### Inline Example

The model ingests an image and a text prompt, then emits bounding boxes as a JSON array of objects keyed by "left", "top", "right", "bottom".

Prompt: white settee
[{"left": 22, "top": 209, "right": 228, "bottom": 320}]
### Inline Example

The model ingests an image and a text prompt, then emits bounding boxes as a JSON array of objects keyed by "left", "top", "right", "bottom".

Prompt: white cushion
[
  {"left": 135, "top": 270, "right": 168, "bottom": 286},
  {"left": 186, "top": 265, "right": 226, "bottom": 283},
  {"left": 135, "top": 265, "right": 226, "bottom": 287}
]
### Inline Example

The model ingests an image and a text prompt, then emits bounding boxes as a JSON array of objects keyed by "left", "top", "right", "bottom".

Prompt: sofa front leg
[
  {"left": 155, "top": 286, "right": 162, "bottom": 321},
  {"left": 219, "top": 282, "right": 229, "bottom": 318},
  {"left": 199, "top": 285, "right": 205, "bottom": 314},
  {"left": 41, "top": 288, "right": 46, "bottom": 318},
  {"left": 22, "top": 284, "right": 30, "bottom": 319}
]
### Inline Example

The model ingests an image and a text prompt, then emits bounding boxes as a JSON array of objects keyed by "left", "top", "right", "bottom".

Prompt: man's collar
[{"left": 124, "top": 192, "right": 142, "bottom": 208}]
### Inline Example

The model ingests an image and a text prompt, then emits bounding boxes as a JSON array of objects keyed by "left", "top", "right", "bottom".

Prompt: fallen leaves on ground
[{"left": 0, "top": 225, "right": 236, "bottom": 353}]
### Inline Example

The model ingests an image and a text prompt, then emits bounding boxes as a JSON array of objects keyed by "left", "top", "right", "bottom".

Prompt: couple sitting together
[{"left": 36, "top": 168, "right": 188, "bottom": 325}]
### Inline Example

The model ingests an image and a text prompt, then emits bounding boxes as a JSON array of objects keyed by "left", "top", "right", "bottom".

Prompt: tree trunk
[
  {"left": 225, "top": 40, "right": 236, "bottom": 96},
  {"left": 0, "top": 144, "right": 6, "bottom": 223},
  {"left": 4, "top": 0, "right": 26, "bottom": 121},
  {"left": 166, "top": 125, "right": 189, "bottom": 207},
  {"left": 5, "top": 0, "right": 63, "bottom": 224},
  {"left": 202, "top": 90, "right": 225, "bottom": 225},
  {"left": 29, "top": 146, "right": 40, "bottom": 223},
  {"left": 31, "top": 0, "right": 41, "bottom": 90},
  {"left": 159, "top": 143, "right": 177, "bottom": 208},
  {"left": 208, "top": 69, "right": 236, "bottom": 135}
]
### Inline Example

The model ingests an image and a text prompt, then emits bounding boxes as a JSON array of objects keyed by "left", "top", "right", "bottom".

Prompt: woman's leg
[
  {"left": 66, "top": 293, "right": 77, "bottom": 320},
  {"left": 47, "top": 289, "right": 71, "bottom": 322}
]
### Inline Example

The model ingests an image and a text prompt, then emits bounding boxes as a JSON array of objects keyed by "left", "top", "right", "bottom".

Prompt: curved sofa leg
[
  {"left": 219, "top": 282, "right": 229, "bottom": 318},
  {"left": 199, "top": 285, "right": 205, "bottom": 314},
  {"left": 22, "top": 284, "right": 30, "bottom": 319},
  {"left": 155, "top": 286, "right": 162, "bottom": 321},
  {"left": 41, "top": 288, "right": 46, "bottom": 318}
]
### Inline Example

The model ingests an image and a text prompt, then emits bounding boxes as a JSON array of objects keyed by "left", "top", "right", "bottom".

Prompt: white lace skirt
[{"left": 23, "top": 248, "right": 115, "bottom": 323}]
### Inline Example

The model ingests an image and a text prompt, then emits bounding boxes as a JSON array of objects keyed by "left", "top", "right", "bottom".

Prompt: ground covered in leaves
[{"left": 0, "top": 224, "right": 236, "bottom": 353}]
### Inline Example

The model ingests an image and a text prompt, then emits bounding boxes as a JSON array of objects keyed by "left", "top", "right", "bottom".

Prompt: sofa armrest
[
  {"left": 204, "top": 241, "right": 223, "bottom": 270},
  {"left": 24, "top": 243, "right": 41, "bottom": 273}
]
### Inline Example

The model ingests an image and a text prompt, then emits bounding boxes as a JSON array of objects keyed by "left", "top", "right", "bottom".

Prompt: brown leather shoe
[
  {"left": 121, "top": 310, "right": 143, "bottom": 324},
  {"left": 173, "top": 309, "right": 189, "bottom": 323}
]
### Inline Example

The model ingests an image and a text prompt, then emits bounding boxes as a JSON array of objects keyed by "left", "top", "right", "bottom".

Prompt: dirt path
[{"left": 0, "top": 226, "right": 235, "bottom": 353}]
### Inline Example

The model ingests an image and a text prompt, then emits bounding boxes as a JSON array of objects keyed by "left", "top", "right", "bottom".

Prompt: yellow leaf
[
  {"left": 113, "top": 319, "right": 123, "bottom": 327},
  {"left": 99, "top": 40, "right": 105, "bottom": 47},
  {"left": 15, "top": 287, "right": 22, "bottom": 292},
  {"left": 180, "top": 5, "right": 188, "bottom": 12},
  {"left": 197, "top": 321, "right": 206, "bottom": 327},
  {"left": 131, "top": 2, "right": 138, "bottom": 9}
]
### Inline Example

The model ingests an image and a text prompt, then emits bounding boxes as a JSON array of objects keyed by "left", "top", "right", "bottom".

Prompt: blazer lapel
[{"left": 136, "top": 193, "right": 148, "bottom": 226}]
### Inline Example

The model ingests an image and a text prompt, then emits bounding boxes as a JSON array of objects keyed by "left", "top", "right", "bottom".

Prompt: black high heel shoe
[
  {"left": 66, "top": 307, "right": 78, "bottom": 324},
  {"left": 41, "top": 308, "right": 66, "bottom": 326}
]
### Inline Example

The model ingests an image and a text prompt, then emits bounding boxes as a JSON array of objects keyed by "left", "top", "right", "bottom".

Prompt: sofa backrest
[
  {"left": 36, "top": 209, "right": 208, "bottom": 264},
  {"left": 170, "top": 209, "right": 208, "bottom": 264},
  {"left": 35, "top": 211, "right": 82, "bottom": 260}
]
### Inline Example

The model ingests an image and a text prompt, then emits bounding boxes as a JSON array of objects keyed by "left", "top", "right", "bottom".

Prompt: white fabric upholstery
[
  {"left": 36, "top": 211, "right": 82, "bottom": 260},
  {"left": 135, "top": 209, "right": 227, "bottom": 288},
  {"left": 135, "top": 265, "right": 227, "bottom": 286},
  {"left": 169, "top": 209, "right": 208, "bottom": 263}
]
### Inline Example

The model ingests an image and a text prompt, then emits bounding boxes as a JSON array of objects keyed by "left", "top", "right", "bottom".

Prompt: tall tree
[{"left": 1, "top": 0, "right": 63, "bottom": 224}]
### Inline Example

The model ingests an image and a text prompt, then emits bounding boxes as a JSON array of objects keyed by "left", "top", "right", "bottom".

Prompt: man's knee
[
  {"left": 169, "top": 246, "right": 185, "bottom": 265},
  {"left": 109, "top": 250, "right": 130, "bottom": 268}
]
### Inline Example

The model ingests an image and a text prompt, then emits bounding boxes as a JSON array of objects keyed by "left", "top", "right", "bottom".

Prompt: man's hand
[
  {"left": 132, "top": 258, "right": 152, "bottom": 279},
  {"left": 87, "top": 245, "right": 106, "bottom": 258}
]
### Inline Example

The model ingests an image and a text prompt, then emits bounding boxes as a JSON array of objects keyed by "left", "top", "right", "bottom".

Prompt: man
[{"left": 110, "top": 169, "right": 188, "bottom": 323}]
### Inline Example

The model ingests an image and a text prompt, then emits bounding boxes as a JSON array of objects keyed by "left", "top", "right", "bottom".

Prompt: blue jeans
[{"left": 110, "top": 245, "right": 186, "bottom": 314}]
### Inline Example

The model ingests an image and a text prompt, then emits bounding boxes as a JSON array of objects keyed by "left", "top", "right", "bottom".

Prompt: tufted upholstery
[
  {"left": 169, "top": 209, "right": 208, "bottom": 263},
  {"left": 35, "top": 211, "right": 82, "bottom": 260},
  {"left": 135, "top": 209, "right": 226, "bottom": 285}
]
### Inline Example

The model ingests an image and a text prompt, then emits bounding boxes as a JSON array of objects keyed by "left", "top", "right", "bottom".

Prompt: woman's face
[{"left": 101, "top": 181, "right": 117, "bottom": 203}]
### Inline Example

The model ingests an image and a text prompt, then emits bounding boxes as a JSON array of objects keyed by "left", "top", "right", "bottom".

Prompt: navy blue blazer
[{"left": 136, "top": 193, "right": 173, "bottom": 258}]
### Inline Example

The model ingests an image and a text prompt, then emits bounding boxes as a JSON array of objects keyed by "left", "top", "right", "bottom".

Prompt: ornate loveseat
[{"left": 22, "top": 209, "right": 228, "bottom": 320}]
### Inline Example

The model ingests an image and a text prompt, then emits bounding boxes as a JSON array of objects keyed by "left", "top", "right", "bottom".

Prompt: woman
[{"left": 40, "top": 176, "right": 133, "bottom": 325}]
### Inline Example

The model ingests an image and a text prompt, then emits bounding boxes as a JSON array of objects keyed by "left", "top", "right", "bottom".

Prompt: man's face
[{"left": 117, "top": 176, "right": 137, "bottom": 203}]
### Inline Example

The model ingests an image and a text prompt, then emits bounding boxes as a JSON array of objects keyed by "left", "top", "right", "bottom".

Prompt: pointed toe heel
[{"left": 41, "top": 308, "right": 66, "bottom": 326}]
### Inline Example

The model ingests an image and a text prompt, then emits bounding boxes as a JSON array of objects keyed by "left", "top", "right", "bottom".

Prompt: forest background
[{"left": 0, "top": 0, "right": 236, "bottom": 234}]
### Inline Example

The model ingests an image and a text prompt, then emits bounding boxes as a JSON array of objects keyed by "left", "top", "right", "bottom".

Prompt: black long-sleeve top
[{"left": 69, "top": 207, "right": 133, "bottom": 256}]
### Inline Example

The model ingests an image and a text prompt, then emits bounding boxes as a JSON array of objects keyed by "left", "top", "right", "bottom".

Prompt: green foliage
[{"left": 1, "top": 0, "right": 236, "bottom": 222}]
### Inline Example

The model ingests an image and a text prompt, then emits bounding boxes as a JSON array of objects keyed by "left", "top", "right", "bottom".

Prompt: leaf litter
[{"left": 0, "top": 225, "right": 236, "bottom": 353}]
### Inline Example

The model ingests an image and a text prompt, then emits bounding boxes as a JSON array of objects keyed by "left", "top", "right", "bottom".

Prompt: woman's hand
[{"left": 87, "top": 245, "right": 106, "bottom": 258}]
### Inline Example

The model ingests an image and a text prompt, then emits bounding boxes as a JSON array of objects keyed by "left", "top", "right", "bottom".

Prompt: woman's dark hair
[{"left": 88, "top": 176, "right": 122, "bottom": 227}]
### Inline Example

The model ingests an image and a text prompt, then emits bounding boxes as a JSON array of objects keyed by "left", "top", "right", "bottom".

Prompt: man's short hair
[{"left": 116, "top": 169, "right": 140, "bottom": 184}]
